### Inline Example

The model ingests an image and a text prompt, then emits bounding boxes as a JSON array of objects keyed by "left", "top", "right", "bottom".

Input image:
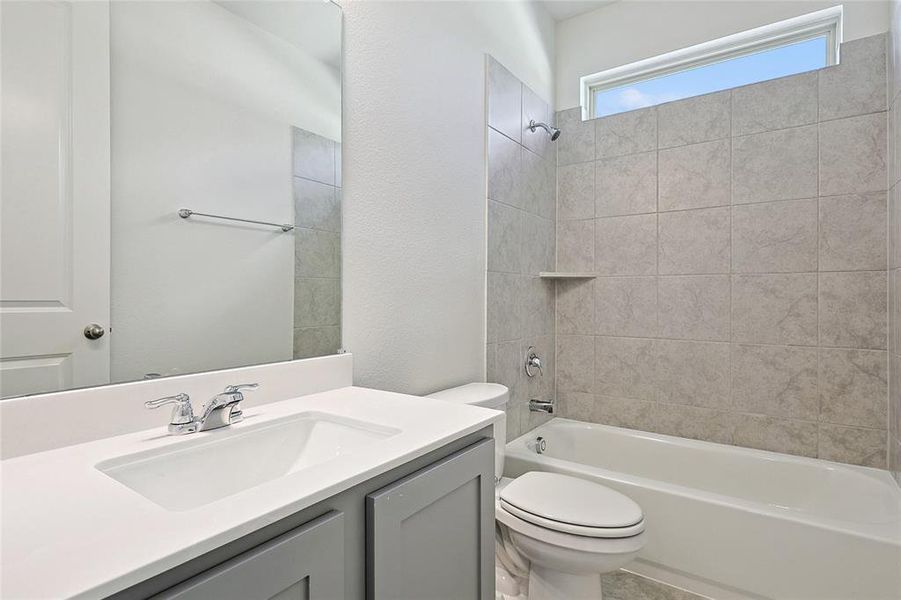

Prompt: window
[{"left": 581, "top": 6, "right": 842, "bottom": 119}]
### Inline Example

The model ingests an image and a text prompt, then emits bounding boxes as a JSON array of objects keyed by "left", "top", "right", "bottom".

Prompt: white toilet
[{"left": 427, "top": 383, "right": 646, "bottom": 600}]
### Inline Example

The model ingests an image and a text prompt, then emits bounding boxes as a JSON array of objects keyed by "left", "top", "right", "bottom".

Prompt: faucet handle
[
  {"left": 219, "top": 384, "right": 258, "bottom": 424},
  {"left": 145, "top": 392, "right": 190, "bottom": 409},
  {"left": 224, "top": 383, "right": 259, "bottom": 393},
  {"left": 525, "top": 347, "right": 543, "bottom": 377},
  {"left": 145, "top": 393, "right": 195, "bottom": 427}
]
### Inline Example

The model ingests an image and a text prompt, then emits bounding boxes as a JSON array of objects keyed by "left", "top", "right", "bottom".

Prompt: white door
[{"left": 0, "top": 0, "right": 110, "bottom": 398}]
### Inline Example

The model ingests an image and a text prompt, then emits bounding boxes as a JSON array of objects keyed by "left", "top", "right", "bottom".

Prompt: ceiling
[{"left": 540, "top": 0, "right": 618, "bottom": 21}]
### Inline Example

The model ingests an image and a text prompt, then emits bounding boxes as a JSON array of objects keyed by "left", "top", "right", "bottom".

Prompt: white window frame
[{"left": 580, "top": 5, "right": 843, "bottom": 119}]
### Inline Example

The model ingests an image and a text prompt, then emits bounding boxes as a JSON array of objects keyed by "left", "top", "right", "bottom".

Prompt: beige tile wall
[
  {"left": 555, "top": 34, "right": 890, "bottom": 468},
  {"left": 485, "top": 57, "right": 557, "bottom": 441},
  {"left": 292, "top": 127, "right": 342, "bottom": 358},
  {"left": 889, "top": 1, "right": 901, "bottom": 484}
]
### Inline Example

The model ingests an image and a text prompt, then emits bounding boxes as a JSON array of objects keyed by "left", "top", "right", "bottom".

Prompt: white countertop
[{"left": 0, "top": 386, "right": 500, "bottom": 599}]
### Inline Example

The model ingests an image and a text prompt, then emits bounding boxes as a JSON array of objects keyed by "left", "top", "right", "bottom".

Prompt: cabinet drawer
[{"left": 153, "top": 511, "right": 344, "bottom": 600}]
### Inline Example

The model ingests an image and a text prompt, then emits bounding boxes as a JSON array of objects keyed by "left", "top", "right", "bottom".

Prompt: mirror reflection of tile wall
[{"left": 293, "top": 128, "right": 342, "bottom": 358}]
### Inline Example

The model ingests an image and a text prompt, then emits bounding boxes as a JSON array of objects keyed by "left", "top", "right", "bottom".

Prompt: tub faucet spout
[{"left": 529, "top": 399, "right": 554, "bottom": 414}]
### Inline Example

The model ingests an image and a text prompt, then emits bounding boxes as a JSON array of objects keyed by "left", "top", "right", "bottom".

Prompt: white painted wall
[
  {"left": 341, "top": 0, "right": 555, "bottom": 395},
  {"left": 556, "top": 0, "right": 891, "bottom": 109},
  {"left": 110, "top": 1, "right": 339, "bottom": 382}
]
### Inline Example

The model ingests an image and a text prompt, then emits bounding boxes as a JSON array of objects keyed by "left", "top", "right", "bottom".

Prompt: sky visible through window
[{"left": 594, "top": 36, "right": 828, "bottom": 118}]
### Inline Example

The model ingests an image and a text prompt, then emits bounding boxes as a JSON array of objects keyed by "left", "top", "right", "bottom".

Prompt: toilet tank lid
[{"left": 426, "top": 382, "right": 508, "bottom": 410}]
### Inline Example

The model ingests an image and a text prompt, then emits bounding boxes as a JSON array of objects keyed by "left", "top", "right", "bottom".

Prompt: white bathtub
[{"left": 504, "top": 418, "right": 901, "bottom": 600}]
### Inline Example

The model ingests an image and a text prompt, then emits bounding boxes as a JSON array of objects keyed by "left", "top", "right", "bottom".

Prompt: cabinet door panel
[
  {"left": 367, "top": 439, "right": 494, "bottom": 600},
  {"left": 153, "top": 511, "right": 343, "bottom": 600}
]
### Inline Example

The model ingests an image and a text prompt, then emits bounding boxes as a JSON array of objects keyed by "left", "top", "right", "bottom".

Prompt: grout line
[
  {"left": 815, "top": 108, "right": 823, "bottom": 435},
  {"left": 295, "top": 275, "right": 342, "bottom": 282},
  {"left": 557, "top": 191, "right": 895, "bottom": 222},
  {"left": 816, "top": 77, "right": 823, "bottom": 459},
  {"left": 488, "top": 123, "right": 523, "bottom": 148},
  {"left": 729, "top": 89, "right": 735, "bottom": 413},
  {"left": 292, "top": 174, "right": 339, "bottom": 188},
  {"left": 566, "top": 110, "right": 888, "bottom": 165},
  {"left": 558, "top": 330, "right": 889, "bottom": 354},
  {"left": 558, "top": 269, "right": 891, "bottom": 277},
  {"left": 655, "top": 102, "right": 661, "bottom": 418},
  {"left": 817, "top": 107, "right": 889, "bottom": 126}
]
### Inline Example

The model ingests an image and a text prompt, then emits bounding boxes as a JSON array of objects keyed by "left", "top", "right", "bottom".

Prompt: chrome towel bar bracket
[{"left": 177, "top": 208, "right": 294, "bottom": 232}]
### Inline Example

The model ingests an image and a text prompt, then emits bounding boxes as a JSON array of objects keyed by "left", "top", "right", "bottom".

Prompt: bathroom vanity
[{"left": 0, "top": 362, "right": 500, "bottom": 600}]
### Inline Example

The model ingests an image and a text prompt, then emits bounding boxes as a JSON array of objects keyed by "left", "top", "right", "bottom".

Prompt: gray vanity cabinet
[
  {"left": 367, "top": 439, "right": 494, "bottom": 600},
  {"left": 151, "top": 511, "right": 344, "bottom": 600},
  {"left": 113, "top": 430, "right": 494, "bottom": 600}
]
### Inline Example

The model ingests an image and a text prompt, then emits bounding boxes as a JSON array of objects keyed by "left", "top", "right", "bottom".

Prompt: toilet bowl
[{"left": 427, "top": 383, "right": 646, "bottom": 600}]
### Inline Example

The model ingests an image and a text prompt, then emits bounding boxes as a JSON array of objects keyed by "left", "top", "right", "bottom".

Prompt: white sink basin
[{"left": 96, "top": 411, "right": 400, "bottom": 511}]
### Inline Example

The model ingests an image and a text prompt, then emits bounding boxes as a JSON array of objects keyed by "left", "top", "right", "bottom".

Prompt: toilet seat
[
  {"left": 499, "top": 472, "right": 644, "bottom": 538},
  {"left": 500, "top": 499, "right": 645, "bottom": 538},
  {"left": 496, "top": 501, "right": 647, "bottom": 555}
]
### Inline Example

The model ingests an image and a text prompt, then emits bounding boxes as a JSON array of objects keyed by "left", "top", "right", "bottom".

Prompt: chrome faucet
[
  {"left": 198, "top": 383, "right": 257, "bottom": 430},
  {"left": 145, "top": 383, "right": 259, "bottom": 435},
  {"left": 529, "top": 399, "right": 555, "bottom": 414}
]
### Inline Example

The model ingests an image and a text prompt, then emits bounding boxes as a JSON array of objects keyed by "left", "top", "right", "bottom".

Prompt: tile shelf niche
[{"left": 538, "top": 272, "right": 597, "bottom": 279}]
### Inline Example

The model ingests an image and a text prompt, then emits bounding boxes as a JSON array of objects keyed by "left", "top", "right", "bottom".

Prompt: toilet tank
[{"left": 427, "top": 383, "right": 507, "bottom": 480}]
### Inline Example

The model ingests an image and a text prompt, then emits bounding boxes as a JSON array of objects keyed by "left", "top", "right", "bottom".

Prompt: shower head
[{"left": 528, "top": 120, "right": 561, "bottom": 141}]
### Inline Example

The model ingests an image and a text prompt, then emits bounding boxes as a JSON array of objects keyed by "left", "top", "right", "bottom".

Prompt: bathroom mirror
[{"left": 0, "top": 0, "right": 342, "bottom": 399}]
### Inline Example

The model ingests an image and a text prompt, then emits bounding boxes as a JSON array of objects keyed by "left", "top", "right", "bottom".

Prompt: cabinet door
[
  {"left": 153, "top": 511, "right": 344, "bottom": 600},
  {"left": 367, "top": 439, "right": 494, "bottom": 600}
]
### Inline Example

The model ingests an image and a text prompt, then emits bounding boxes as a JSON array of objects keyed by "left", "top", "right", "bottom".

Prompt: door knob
[{"left": 83, "top": 324, "right": 105, "bottom": 340}]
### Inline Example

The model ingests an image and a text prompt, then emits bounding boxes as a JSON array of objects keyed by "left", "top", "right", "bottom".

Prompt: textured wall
[
  {"left": 341, "top": 1, "right": 555, "bottom": 395},
  {"left": 292, "top": 127, "right": 342, "bottom": 359},
  {"left": 889, "top": 1, "right": 901, "bottom": 483},
  {"left": 554, "top": 34, "right": 890, "bottom": 468},
  {"left": 485, "top": 57, "right": 556, "bottom": 441}
]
